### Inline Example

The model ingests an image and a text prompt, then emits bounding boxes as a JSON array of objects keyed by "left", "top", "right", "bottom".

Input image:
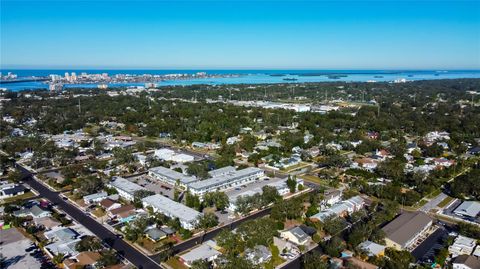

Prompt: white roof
[
  {"left": 109, "top": 176, "right": 145, "bottom": 195},
  {"left": 189, "top": 167, "right": 263, "bottom": 191},
  {"left": 358, "top": 241, "right": 386, "bottom": 256},
  {"left": 208, "top": 166, "right": 236, "bottom": 177},
  {"left": 142, "top": 194, "right": 201, "bottom": 224},
  {"left": 83, "top": 192, "right": 107, "bottom": 200},
  {"left": 149, "top": 166, "right": 198, "bottom": 184},
  {"left": 179, "top": 240, "right": 220, "bottom": 264},
  {"left": 454, "top": 201, "right": 480, "bottom": 218}
]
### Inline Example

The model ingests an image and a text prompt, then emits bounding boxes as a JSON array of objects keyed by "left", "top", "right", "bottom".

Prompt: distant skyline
[{"left": 1, "top": 0, "right": 479, "bottom": 69}]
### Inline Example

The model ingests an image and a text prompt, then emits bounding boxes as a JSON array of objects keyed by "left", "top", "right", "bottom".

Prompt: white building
[
  {"left": 106, "top": 176, "right": 145, "bottom": 201},
  {"left": 83, "top": 192, "right": 108, "bottom": 204},
  {"left": 154, "top": 148, "right": 194, "bottom": 163},
  {"left": 449, "top": 235, "right": 477, "bottom": 258},
  {"left": 142, "top": 194, "right": 202, "bottom": 230},
  {"left": 188, "top": 167, "right": 264, "bottom": 196},
  {"left": 149, "top": 166, "right": 198, "bottom": 187}
]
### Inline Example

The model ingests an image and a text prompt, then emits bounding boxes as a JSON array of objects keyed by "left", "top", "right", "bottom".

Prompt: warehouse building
[{"left": 142, "top": 194, "right": 202, "bottom": 230}]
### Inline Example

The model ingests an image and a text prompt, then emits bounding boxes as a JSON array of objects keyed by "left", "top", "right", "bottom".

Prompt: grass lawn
[
  {"left": 1, "top": 191, "right": 37, "bottom": 205},
  {"left": 92, "top": 207, "right": 106, "bottom": 218},
  {"left": 282, "top": 162, "right": 311, "bottom": 173},
  {"left": 165, "top": 257, "right": 188, "bottom": 269},
  {"left": 299, "top": 175, "right": 328, "bottom": 186},
  {"left": 137, "top": 237, "right": 176, "bottom": 254},
  {"left": 426, "top": 189, "right": 442, "bottom": 199},
  {"left": 438, "top": 196, "right": 455, "bottom": 208}
]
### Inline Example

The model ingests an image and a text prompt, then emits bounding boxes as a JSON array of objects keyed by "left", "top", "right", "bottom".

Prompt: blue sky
[{"left": 1, "top": 0, "right": 479, "bottom": 69}]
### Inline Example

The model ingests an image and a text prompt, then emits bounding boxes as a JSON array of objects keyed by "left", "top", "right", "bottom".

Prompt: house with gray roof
[
  {"left": 280, "top": 226, "right": 310, "bottom": 246},
  {"left": 179, "top": 240, "right": 221, "bottom": 267},
  {"left": 13, "top": 205, "right": 51, "bottom": 219},
  {"left": 358, "top": 240, "right": 386, "bottom": 257},
  {"left": 245, "top": 245, "right": 272, "bottom": 265},
  {"left": 452, "top": 255, "right": 480, "bottom": 269},
  {"left": 454, "top": 201, "right": 480, "bottom": 219}
]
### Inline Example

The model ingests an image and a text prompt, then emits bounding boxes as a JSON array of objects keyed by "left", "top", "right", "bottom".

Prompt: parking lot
[
  {"left": 411, "top": 226, "right": 449, "bottom": 263},
  {"left": 127, "top": 174, "right": 176, "bottom": 199},
  {"left": 0, "top": 228, "right": 54, "bottom": 269}
]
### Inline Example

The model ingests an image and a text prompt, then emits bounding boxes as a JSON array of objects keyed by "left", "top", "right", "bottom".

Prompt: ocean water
[{"left": 1, "top": 69, "right": 480, "bottom": 91}]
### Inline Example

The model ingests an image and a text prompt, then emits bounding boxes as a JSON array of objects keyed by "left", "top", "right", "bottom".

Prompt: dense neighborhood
[{"left": 1, "top": 79, "right": 480, "bottom": 269}]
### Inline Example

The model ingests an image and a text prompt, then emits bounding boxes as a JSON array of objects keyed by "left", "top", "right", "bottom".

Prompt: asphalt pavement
[{"left": 20, "top": 169, "right": 162, "bottom": 269}]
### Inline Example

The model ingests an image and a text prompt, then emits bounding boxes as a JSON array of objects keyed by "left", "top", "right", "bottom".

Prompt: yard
[
  {"left": 437, "top": 196, "right": 455, "bottom": 208},
  {"left": 164, "top": 257, "right": 188, "bottom": 269},
  {"left": 1, "top": 191, "right": 37, "bottom": 205}
]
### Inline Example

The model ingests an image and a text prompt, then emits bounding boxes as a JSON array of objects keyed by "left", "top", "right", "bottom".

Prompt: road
[
  {"left": 419, "top": 192, "right": 448, "bottom": 212},
  {"left": 151, "top": 207, "right": 272, "bottom": 260},
  {"left": 17, "top": 164, "right": 162, "bottom": 269}
]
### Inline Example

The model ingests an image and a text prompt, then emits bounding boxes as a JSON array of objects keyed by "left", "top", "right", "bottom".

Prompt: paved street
[
  {"left": 419, "top": 192, "right": 448, "bottom": 212},
  {"left": 18, "top": 166, "right": 162, "bottom": 269}
]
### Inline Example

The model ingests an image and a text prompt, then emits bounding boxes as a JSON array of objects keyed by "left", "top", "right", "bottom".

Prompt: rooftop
[
  {"left": 381, "top": 211, "right": 432, "bottom": 248},
  {"left": 109, "top": 176, "right": 145, "bottom": 195},
  {"left": 142, "top": 194, "right": 201, "bottom": 224},
  {"left": 149, "top": 166, "right": 198, "bottom": 184},
  {"left": 179, "top": 240, "right": 220, "bottom": 264},
  {"left": 454, "top": 201, "right": 480, "bottom": 218},
  {"left": 189, "top": 167, "right": 263, "bottom": 191}
]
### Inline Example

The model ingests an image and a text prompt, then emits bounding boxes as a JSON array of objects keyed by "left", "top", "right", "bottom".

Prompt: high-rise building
[
  {"left": 71, "top": 72, "right": 77, "bottom": 81},
  {"left": 64, "top": 72, "right": 70, "bottom": 81}
]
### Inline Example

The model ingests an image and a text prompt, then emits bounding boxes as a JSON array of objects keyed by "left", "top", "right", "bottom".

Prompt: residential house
[
  {"left": 108, "top": 204, "right": 137, "bottom": 223},
  {"left": 100, "top": 199, "right": 121, "bottom": 211},
  {"left": 452, "top": 255, "right": 480, "bottom": 269},
  {"left": 13, "top": 205, "right": 51, "bottom": 219},
  {"left": 453, "top": 201, "right": 480, "bottom": 219},
  {"left": 83, "top": 192, "right": 108, "bottom": 204},
  {"left": 449, "top": 236, "right": 477, "bottom": 258},
  {"left": 145, "top": 228, "right": 167, "bottom": 242},
  {"left": 245, "top": 245, "right": 272, "bottom": 265},
  {"left": 63, "top": 251, "right": 101, "bottom": 269},
  {"left": 358, "top": 241, "right": 386, "bottom": 257},
  {"left": 179, "top": 240, "right": 221, "bottom": 267},
  {"left": 280, "top": 226, "right": 311, "bottom": 246}
]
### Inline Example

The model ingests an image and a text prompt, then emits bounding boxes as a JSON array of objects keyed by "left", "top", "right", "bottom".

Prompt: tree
[
  {"left": 322, "top": 236, "right": 344, "bottom": 257},
  {"left": 261, "top": 185, "right": 281, "bottom": 205},
  {"left": 196, "top": 212, "right": 219, "bottom": 231},
  {"left": 302, "top": 252, "right": 328, "bottom": 269},
  {"left": 7, "top": 169, "right": 23, "bottom": 183},
  {"left": 203, "top": 191, "right": 229, "bottom": 211},
  {"left": 112, "top": 147, "right": 135, "bottom": 165},
  {"left": 75, "top": 235, "right": 102, "bottom": 251},
  {"left": 52, "top": 253, "right": 66, "bottom": 265},
  {"left": 216, "top": 229, "right": 244, "bottom": 255},
  {"left": 322, "top": 215, "right": 347, "bottom": 236},
  {"left": 286, "top": 175, "right": 297, "bottom": 193},
  {"left": 216, "top": 255, "right": 259, "bottom": 269},
  {"left": 191, "top": 259, "right": 210, "bottom": 269},
  {"left": 97, "top": 249, "right": 119, "bottom": 267}
]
